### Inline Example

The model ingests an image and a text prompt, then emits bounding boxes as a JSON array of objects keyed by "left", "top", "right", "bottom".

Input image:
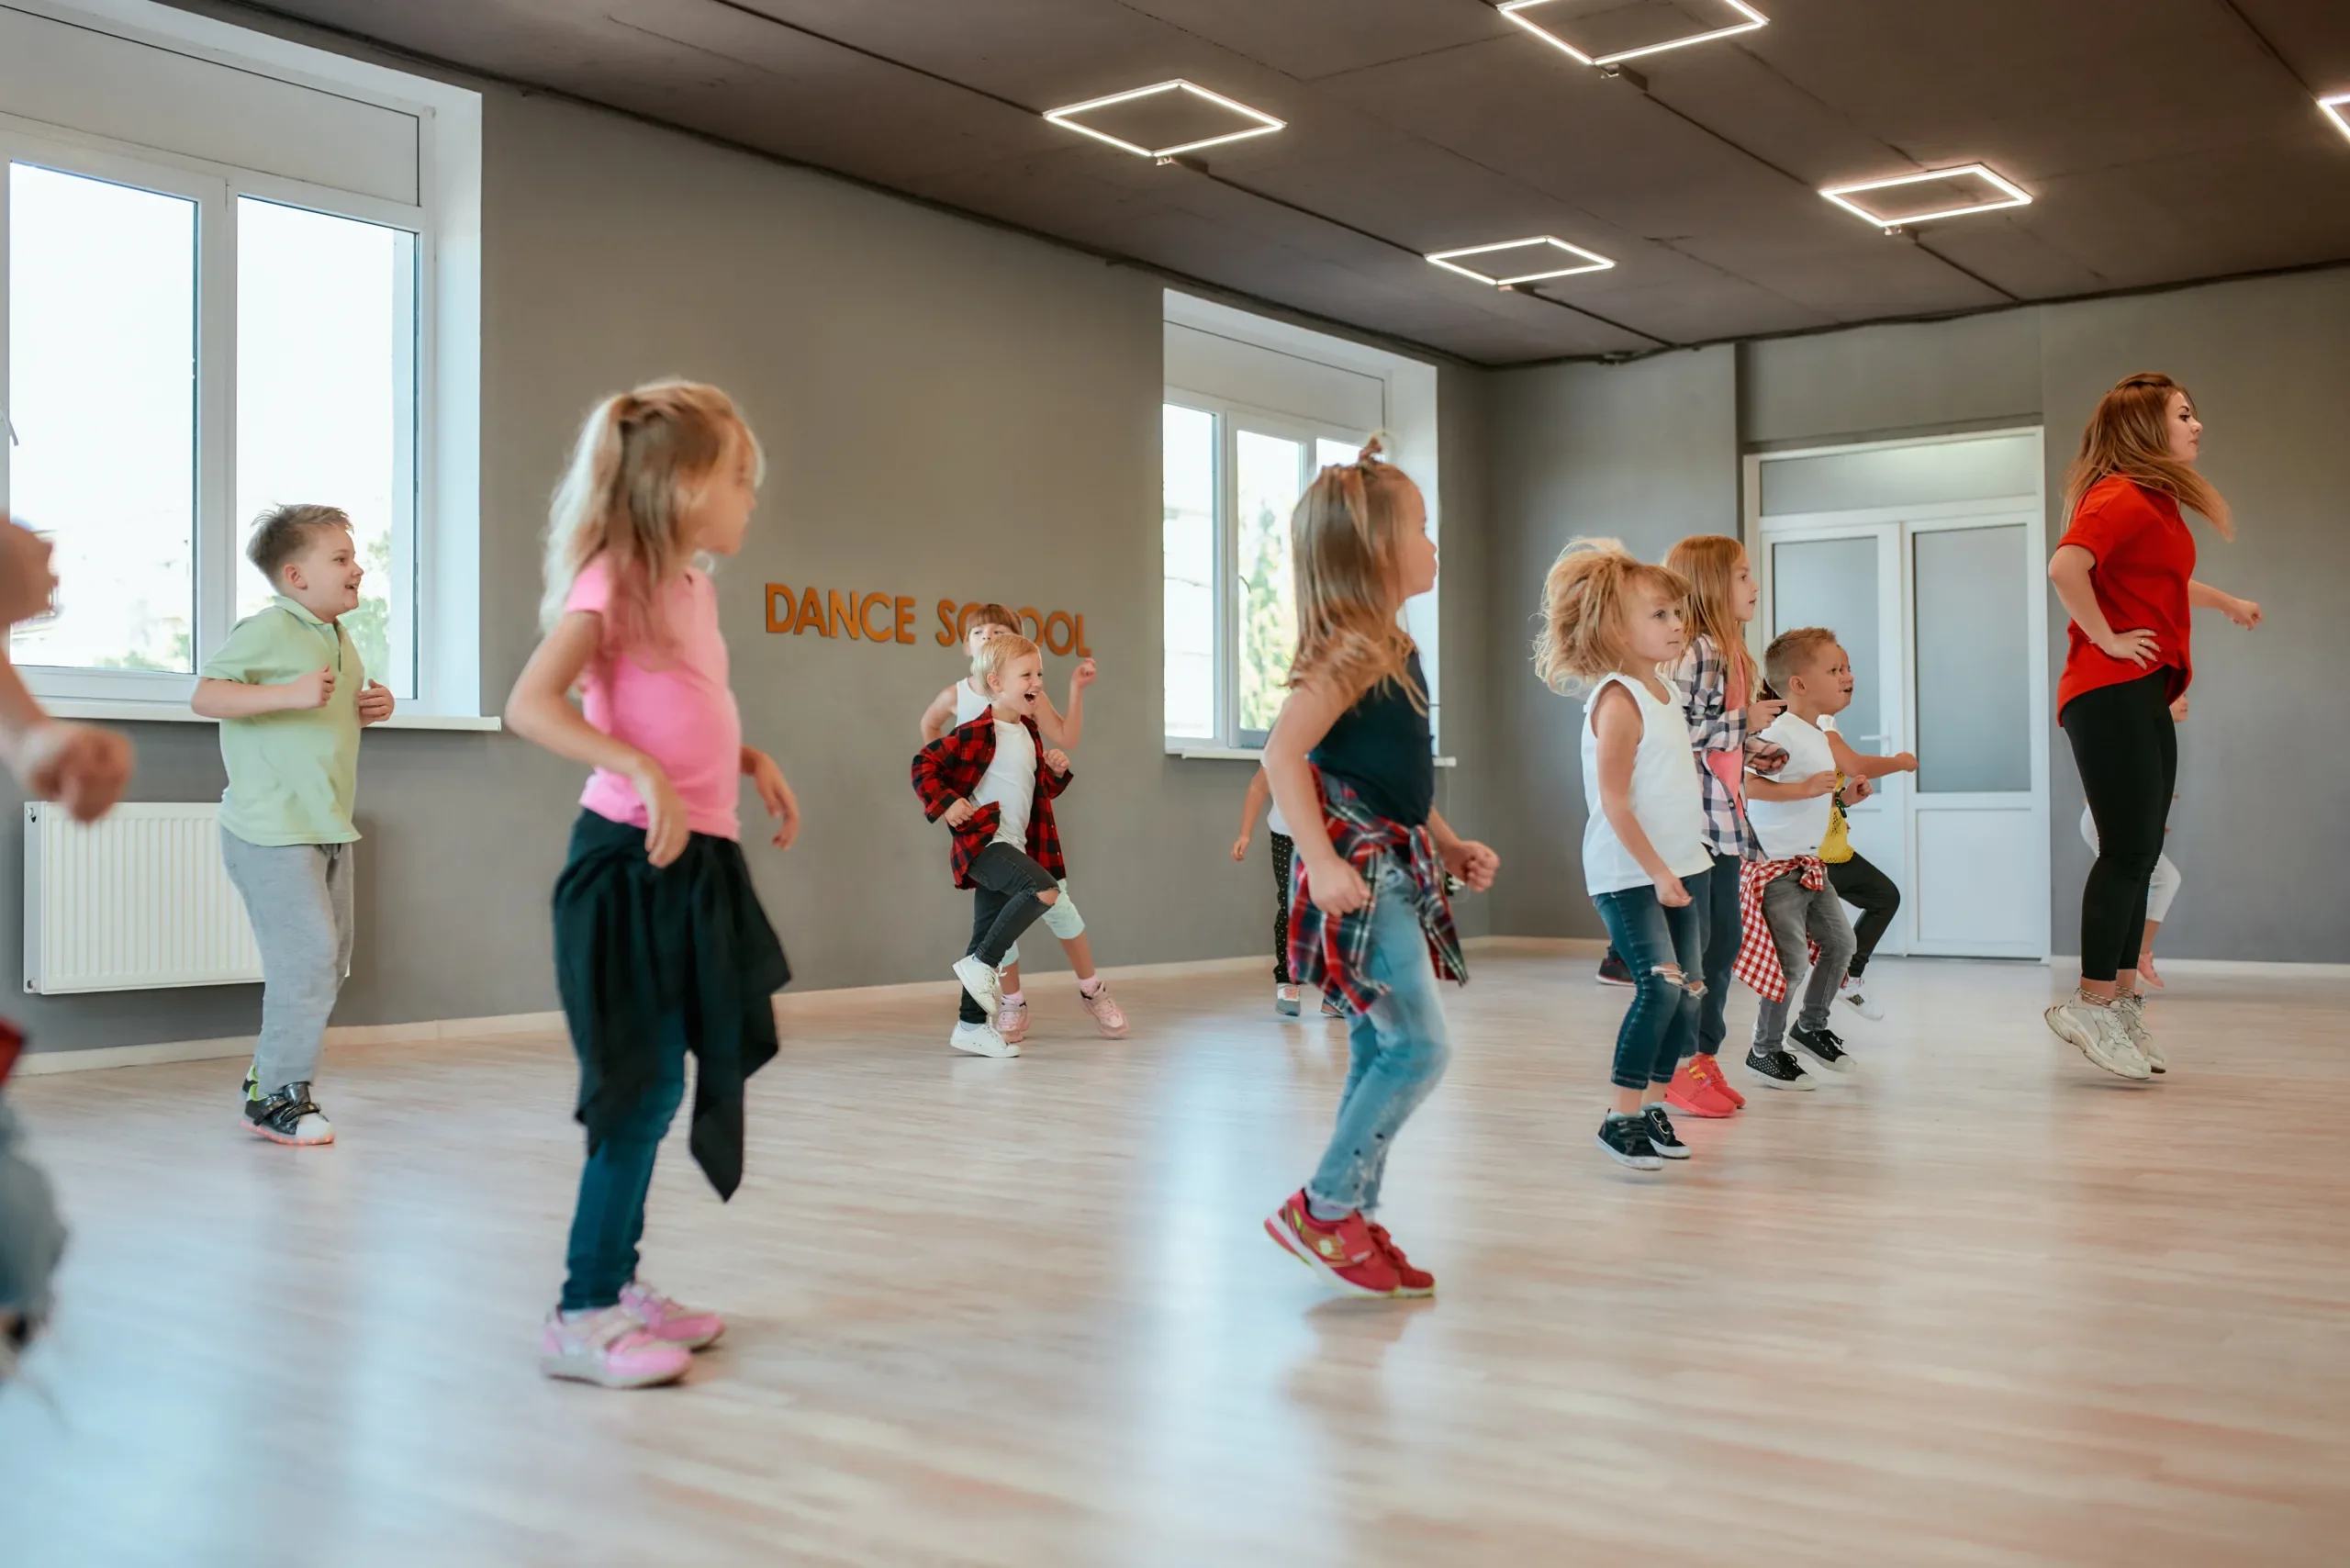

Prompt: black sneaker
[
  {"left": 1596, "top": 1113, "right": 1663, "bottom": 1170},
  {"left": 1788, "top": 1024, "right": 1852, "bottom": 1074},
  {"left": 1641, "top": 1104, "right": 1691, "bottom": 1159},
  {"left": 243, "top": 1075, "right": 335, "bottom": 1146},
  {"left": 1596, "top": 949, "right": 1633, "bottom": 988},
  {"left": 1744, "top": 1047, "right": 1817, "bottom": 1091}
]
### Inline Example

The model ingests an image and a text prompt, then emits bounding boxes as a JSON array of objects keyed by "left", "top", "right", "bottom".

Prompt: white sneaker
[
  {"left": 1274, "top": 983, "right": 1303, "bottom": 1017},
  {"left": 952, "top": 955, "right": 1002, "bottom": 1021},
  {"left": 2114, "top": 993, "right": 2165, "bottom": 1073},
  {"left": 2043, "top": 996, "right": 2151, "bottom": 1081},
  {"left": 950, "top": 1020, "right": 1018, "bottom": 1058},
  {"left": 1837, "top": 976, "right": 1885, "bottom": 1022}
]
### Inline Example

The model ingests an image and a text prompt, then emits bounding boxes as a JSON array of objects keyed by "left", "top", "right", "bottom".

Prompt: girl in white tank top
[
  {"left": 1580, "top": 672, "right": 1710, "bottom": 896},
  {"left": 1535, "top": 538, "right": 1719, "bottom": 1173}
]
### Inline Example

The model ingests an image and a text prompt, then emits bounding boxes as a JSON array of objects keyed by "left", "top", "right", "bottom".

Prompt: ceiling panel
[{"left": 174, "top": 0, "right": 2350, "bottom": 364}]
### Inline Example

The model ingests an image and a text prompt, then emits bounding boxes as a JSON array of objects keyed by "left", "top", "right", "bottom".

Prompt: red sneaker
[
  {"left": 1264, "top": 1190, "right": 1401, "bottom": 1297},
  {"left": 1695, "top": 1053, "right": 1745, "bottom": 1109},
  {"left": 1366, "top": 1221, "right": 1435, "bottom": 1297},
  {"left": 1664, "top": 1060, "right": 1737, "bottom": 1119}
]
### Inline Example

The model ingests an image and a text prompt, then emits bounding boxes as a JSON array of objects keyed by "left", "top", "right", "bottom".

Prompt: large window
[
  {"left": 2, "top": 141, "right": 421, "bottom": 700},
  {"left": 1162, "top": 398, "right": 1374, "bottom": 750}
]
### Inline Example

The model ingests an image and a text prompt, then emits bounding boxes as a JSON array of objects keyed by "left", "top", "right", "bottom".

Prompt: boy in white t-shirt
[{"left": 1740, "top": 628, "right": 1861, "bottom": 1086}]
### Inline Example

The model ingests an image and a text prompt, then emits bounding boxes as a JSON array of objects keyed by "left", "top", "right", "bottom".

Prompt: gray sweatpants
[
  {"left": 1751, "top": 868, "right": 1856, "bottom": 1051},
  {"left": 220, "top": 829, "right": 354, "bottom": 1092}
]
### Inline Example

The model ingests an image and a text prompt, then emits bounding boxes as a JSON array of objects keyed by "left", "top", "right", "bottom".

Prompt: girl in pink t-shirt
[{"left": 508, "top": 380, "right": 800, "bottom": 1392}]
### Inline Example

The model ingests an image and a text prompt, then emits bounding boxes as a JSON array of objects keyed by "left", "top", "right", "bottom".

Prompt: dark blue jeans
[
  {"left": 1593, "top": 869, "right": 1710, "bottom": 1092},
  {"left": 1691, "top": 850, "right": 1742, "bottom": 1060},
  {"left": 561, "top": 1017, "right": 688, "bottom": 1311}
]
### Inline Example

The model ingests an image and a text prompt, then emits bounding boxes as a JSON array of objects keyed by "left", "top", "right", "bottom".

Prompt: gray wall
[
  {"left": 11, "top": 70, "right": 1491, "bottom": 1056},
  {"left": 1481, "top": 267, "right": 2350, "bottom": 963},
  {"left": 1483, "top": 345, "right": 1740, "bottom": 938}
]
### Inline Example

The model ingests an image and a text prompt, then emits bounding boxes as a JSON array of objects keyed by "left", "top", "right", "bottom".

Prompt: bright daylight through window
[
  {"left": 1163, "top": 398, "right": 1371, "bottom": 750},
  {"left": 6, "top": 161, "right": 420, "bottom": 698}
]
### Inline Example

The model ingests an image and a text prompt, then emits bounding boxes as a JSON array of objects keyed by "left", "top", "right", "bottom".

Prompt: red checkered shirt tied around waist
[
  {"left": 1734, "top": 856, "right": 1824, "bottom": 1003},
  {"left": 909, "top": 712, "right": 1072, "bottom": 889},
  {"left": 1286, "top": 769, "right": 1466, "bottom": 1016}
]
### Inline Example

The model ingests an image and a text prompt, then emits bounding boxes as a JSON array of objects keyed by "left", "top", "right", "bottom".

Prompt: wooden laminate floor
[{"left": 3, "top": 949, "right": 2347, "bottom": 1567}]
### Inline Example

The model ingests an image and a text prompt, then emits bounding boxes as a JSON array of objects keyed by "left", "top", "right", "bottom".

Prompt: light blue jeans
[{"left": 1306, "top": 863, "right": 1453, "bottom": 1215}]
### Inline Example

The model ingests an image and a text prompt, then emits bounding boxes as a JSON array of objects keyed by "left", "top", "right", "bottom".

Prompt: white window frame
[
  {"left": 1162, "top": 388, "right": 1370, "bottom": 756},
  {"left": 0, "top": 0, "right": 487, "bottom": 726}
]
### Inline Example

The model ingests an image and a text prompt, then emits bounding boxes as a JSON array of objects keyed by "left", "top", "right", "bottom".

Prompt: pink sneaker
[
  {"left": 619, "top": 1279, "right": 725, "bottom": 1350},
  {"left": 1079, "top": 981, "right": 1128, "bottom": 1038},
  {"left": 540, "top": 1304, "right": 692, "bottom": 1388},
  {"left": 996, "top": 996, "right": 1031, "bottom": 1045}
]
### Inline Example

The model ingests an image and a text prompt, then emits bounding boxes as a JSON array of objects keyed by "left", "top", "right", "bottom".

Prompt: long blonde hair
[
  {"left": 2061, "top": 372, "right": 2232, "bottom": 540},
  {"left": 540, "top": 379, "right": 763, "bottom": 653},
  {"left": 1287, "top": 436, "right": 1427, "bottom": 712},
  {"left": 1663, "top": 534, "right": 1756, "bottom": 694},
  {"left": 1534, "top": 538, "right": 1691, "bottom": 697}
]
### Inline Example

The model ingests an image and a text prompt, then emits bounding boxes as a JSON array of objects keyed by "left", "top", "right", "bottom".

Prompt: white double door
[{"left": 1758, "top": 509, "right": 2051, "bottom": 958}]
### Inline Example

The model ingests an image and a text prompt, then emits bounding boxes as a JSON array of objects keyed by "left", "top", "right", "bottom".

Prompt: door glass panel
[
  {"left": 7, "top": 162, "right": 197, "bottom": 672},
  {"left": 1770, "top": 535, "right": 1879, "bottom": 749},
  {"left": 1235, "top": 430, "right": 1304, "bottom": 740},
  {"left": 1760, "top": 434, "right": 2036, "bottom": 516},
  {"left": 1161, "top": 404, "right": 1215, "bottom": 739},
  {"left": 1914, "top": 523, "right": 2030, "bottom": 792}
]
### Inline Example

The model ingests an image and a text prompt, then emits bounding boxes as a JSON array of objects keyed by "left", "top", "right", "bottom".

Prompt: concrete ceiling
[{"left": 226, "top": 0, "right": 2350, "bottom": 365}]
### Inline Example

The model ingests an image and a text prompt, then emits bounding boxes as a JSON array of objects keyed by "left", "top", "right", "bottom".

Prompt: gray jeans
[
  {"left": 220, "top": 829, "right": 354, "bottom": 1092},
  {"left": 1751, "top": 867, "right": 1856, "bottom": 1050}
]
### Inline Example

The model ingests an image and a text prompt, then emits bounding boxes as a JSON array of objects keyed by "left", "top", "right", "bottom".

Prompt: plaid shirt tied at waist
[
  {"left": 909, "top": 712, "right": 1072, "bottom": 889},
  {"left": 1286, "top": 770, "right": 1466, "bottom": 1015},
  {"left": 1734, "top": 855, "right": 1824, "bottom": 1003}
]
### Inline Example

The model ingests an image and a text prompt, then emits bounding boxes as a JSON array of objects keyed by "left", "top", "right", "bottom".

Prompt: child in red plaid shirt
[
  {"left": 1260, "top": 440, "right": 1497, "bottom": 1301},
  {"left": 911, "top": 634, "right": 1083, "bottom": 1059}
]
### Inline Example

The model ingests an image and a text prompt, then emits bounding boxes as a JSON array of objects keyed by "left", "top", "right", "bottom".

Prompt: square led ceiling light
[
  {"left": 1426, "top": 236, "right": 1617, "bottom": 286},
  {"left": 2322, "top": 93, "right": 2350, "bottom": 144},
  {"left": 1043, "top": 80, "right": 1284, "bottom": 160},
  {"left": 1819, "top": 164, "right": 2032, "bottom": 228},
  {"left": 1498, "top": 0, "right": 1768, "bottom": 67}
]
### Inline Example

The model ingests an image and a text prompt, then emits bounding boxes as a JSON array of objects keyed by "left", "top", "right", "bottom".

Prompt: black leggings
[
  {"left": 1270, "top": 832, "right": 1294, "bottom": 984},
  {"left": 960, "top": 842, "right": 1058, "bottom": 1024},
  {"left": 1826, "top": 852, "right": 1899, "bottom": 978},
  {"left": 2061, "top": 671, "right": 2177, "bottom": 984}
]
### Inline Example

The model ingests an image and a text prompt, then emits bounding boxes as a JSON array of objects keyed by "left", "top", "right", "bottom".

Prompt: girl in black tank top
[{"left": 1255, "top": 440, "right": 1498, "bottom": 1301}]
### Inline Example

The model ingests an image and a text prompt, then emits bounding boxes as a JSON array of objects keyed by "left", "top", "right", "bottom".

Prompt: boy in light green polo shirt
[{"left": 194, "top": 505, "right": 394, "bottom": 1147}]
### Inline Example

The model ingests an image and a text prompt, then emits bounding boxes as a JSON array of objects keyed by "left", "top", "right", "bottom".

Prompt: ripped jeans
[
  {"left": 1305, "top": 862, "right": 1454, "bottom": 1215},
  {"left": 1592, "top": 870, "right": 1711, "bottom": 1092}
]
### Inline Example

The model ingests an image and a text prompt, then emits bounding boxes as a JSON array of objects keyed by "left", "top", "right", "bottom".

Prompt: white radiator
[{"left": 22, "top": 802, "right": 264, "bottom": 995}]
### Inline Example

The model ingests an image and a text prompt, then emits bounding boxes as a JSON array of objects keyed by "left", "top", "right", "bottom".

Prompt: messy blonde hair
[
  {"left": 1533, "top": 538, "right": 1692, "bottom": 697},
  {"left": 541, "top": 379, "right": 763, "bottom": 653},
  {"left": 1287, "top": 436, "right": 1427, "bottom": 712},
  {"left": 1663, "top": 534, "right": 1756, "bottom": 695},
  {"left": 2061, "top": 372, "right": 2232, "bottom": 540},
  {"left": 973, "top": 633, "right": 1040, "bottom": 694}
]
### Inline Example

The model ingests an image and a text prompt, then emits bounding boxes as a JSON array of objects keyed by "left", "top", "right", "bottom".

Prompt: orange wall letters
[{"left": 765, "top": 587, "right": 1089, "bottom": 656}]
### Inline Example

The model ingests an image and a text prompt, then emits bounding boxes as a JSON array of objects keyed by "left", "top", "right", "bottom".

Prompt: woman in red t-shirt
[{"left": 2043, "top": 373, "right": 2261, "bottom": 1081}]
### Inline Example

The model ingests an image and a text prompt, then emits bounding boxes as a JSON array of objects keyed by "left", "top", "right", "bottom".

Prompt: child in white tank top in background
[
  {"left": 919, "top": 601, "right": 1123, "bottom": 1041},
  {"left": 1535, "top": 540, "right": 1717, "bottom": 1173}
]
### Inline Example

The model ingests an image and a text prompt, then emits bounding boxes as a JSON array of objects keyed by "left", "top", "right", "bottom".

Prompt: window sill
[
  {"left": 1170, "top": 744, "right": 1456, "bottom": 768},
  {"left": 40, "top": 699, "right": 502, "bottom": 733}
]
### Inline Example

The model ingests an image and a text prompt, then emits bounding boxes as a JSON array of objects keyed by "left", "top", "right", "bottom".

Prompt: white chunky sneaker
[
  {"left": 2044, "top": 995, "right": 2151, "bottom": 1081},
  {"left": 950, "top": 1020, "right": 1018, "bottom": 1058},
  {"left": 2114, "top": 993, "right": 2165, "bottom": 1073}
]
